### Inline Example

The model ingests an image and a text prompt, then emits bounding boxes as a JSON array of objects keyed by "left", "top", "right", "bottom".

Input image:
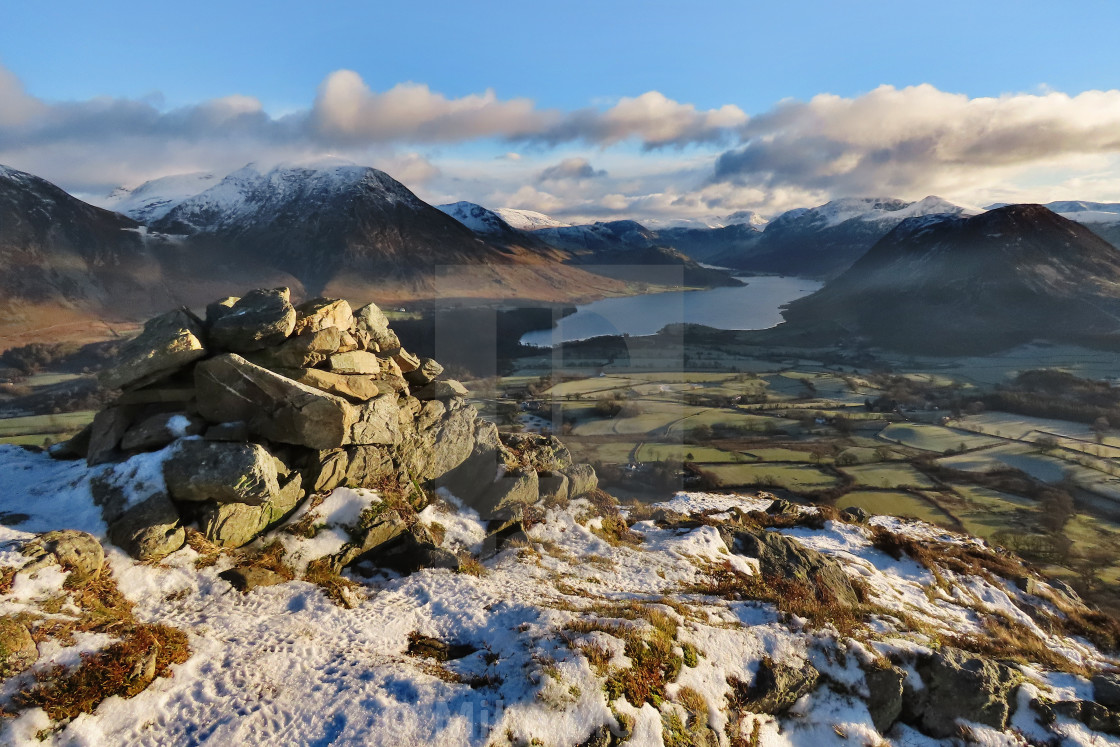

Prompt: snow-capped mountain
[
  {"left": 101, "top": 171, "right": 221, "bottom": 223},
  {"left": 716, "top": 196, "right": 977, "bottom": 278},
  {"left": 436, "top": 201, "right": 513, "bottom": 235},
  {"left": 534, "top": 219, "right": 657, "bottom": 253},
  {"left": 494, "top": 208, "right": 569, "bottom": 231}
]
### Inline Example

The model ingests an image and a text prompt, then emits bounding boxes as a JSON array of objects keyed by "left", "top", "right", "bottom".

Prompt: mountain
[
  {"left": 494, "top": 207, "right": 568, "bottom": 230},
  {"left": 0, "top": 164, "right": 172, "bottom": 339},
  {"left": 655, "top": 223, "right": 764, "bottom": 264},
  {"left": 717, "top": 196, "right": 975, "bottom": 278},
  {"left": 147, "top": 161, "right": 614, "bottom": 303},
  {"left": 779, "top": 204, "right": 1120, "bottom": 353},
  {"left": 991, "top": 201, "right": 1120, "bottom": 248},
  {"left": 434, "top": 200, "right": 558, "bottom": 253},
  {"left": 101, "top": 171, "right": 221, "bottom": 223}
]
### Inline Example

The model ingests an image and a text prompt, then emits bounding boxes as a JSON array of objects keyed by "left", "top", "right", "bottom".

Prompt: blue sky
[{"left": 2, "top": 0, "right": 1120, "bottom": 223}]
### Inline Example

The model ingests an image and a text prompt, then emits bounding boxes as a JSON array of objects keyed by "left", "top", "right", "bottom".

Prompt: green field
[
  {"left": 837, "top": 490, "right": 954, "bottom": 524},
  {"left": 702, "top": 463, "right": 840, "bottom": 491},
  {"left": 634, "top": 443, "right": 748, "bottom": 464},
  {"left": 877, "top": 423, "right": 1001, "bottom": 453},
  {"left": 840, "top": 462, "right": 937, "bottom": 489},
  {"left": 0, "top": 411, "right": 96, "bottom": 438}
]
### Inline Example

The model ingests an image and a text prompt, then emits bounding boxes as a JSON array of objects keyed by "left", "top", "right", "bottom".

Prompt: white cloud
[{"left": 713, "top": 84, "right": 1120, "bottom": 199}]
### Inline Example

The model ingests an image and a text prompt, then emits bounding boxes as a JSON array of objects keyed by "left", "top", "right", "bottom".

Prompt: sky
[{"left": 3, "top": 0, "right": 1120, "bottom": 224}]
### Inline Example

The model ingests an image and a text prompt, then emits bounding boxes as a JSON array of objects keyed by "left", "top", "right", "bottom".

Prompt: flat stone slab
[{"left": 99, "top": 309, "right": 207, "bottom": 390}]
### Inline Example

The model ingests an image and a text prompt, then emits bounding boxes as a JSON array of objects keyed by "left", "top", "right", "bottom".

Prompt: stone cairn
[{"left": 56, "top": 287, "right": 598, "bottom": 568}]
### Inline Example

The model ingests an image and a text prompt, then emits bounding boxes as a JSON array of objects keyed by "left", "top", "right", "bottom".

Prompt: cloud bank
[{"left": 3, "top": 67, "right": 1120, "bottom": 223}]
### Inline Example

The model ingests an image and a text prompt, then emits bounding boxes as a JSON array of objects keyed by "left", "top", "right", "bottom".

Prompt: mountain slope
[
  {"left": 101, "top": 171, "right": 221, "bottom": 223},
  {"left": 149, "top": 162, "right": 619, "bottom": 302},
  {"left": 0, "top": 164, "right": 169, "bottom": 334},
  {"left": 780, "top": 204, "right": 1120, "bottom": 353},
  {"left": 719, "top": 196, "right": 974, "bottom": 278}
]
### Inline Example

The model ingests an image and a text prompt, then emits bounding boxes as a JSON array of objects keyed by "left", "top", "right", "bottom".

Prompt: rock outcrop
[{"left": 60, "top": 289, "right": 598, "bottom": 565}]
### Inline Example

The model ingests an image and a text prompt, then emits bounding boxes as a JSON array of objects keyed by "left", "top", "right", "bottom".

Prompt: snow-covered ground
[{"left": 0, "top": 445, "right": 1116, "bottom": 746}]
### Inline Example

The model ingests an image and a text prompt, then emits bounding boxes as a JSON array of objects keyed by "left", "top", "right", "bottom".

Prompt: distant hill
[
  {"left": 780, "top": 204, "right": 1120, "bottom": 353},
  {"left": 986, "top": 200, "right": 1120, "bottom": 248}
]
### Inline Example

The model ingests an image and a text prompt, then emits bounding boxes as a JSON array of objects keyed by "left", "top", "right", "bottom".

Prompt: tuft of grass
[
  {"left": 945, "top": 611, "right": 1088, "bottom": 676},
  {"left": 15, "top": 623, "right": 189, "bottom": 722},
  {"left": 590, "top": 515, "right": 644, "bottom": 548},
  {"left": 303, "top": 559, "right": 362, "bottom": 608},
  {"left": 184, "top": 528, "right": 223, "bottom": 569},
  {"left": 241, "top": 540, "right": 295, "bottom": 580}
]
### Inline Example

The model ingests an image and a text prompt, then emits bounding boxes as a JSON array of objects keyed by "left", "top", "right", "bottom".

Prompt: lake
[{"left": 519, "top": 275, "right": 822, "bottom": 347}]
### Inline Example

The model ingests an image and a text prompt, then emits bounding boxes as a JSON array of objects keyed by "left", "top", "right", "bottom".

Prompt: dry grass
[
  {"left": 945, "top": 611, "right": 1087, "bottom": 676},
  {"left": 15, "top": 624, "right": 189, "bottom": 721},
  {"left": 303, "top": 558, "right": 363, "bottom": 608},
  {"left": 455, "top": 553, "right": 487, "bottom": 577}
]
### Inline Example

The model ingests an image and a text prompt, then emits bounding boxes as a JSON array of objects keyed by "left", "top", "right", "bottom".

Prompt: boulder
[
  {"left": 909, "top": 648, "right": 1020, "bottom": 738},
  {"left": 434, "top": 419, "right": 502, "bottom": 504},
  {"left": 313, "top": 448, "right": 351, "bottom": 492},
  {"left": 218, "top": 566, "right": 287, "bottom": 593},
  {"left": 278, "top": 368, "right": 380, "bottom": 401},
  {"left": 99, "top": 309, "right": 207, "bottom": 390},
  {"left": 366, "top": 534, "right": 459, "bottom": 575},
  {"left": 326, "top": 507, "right": 411, "bottom": 572},
  {"left": 106, "top": 492, "right": 186, "bottom": 560},
  {"left": 539, "top": 472, "right": 570, "bottom": 503},
  {"left": 349, "top": 394, "right": 402, "bottom": 445},
  {"left": 1093, "top": 673, "right": 1120, "bottom": 710},
  {"left": 405, "top": 357, "right": 444, "bottom": 387},
  {"left": 354, "top": 302, "right": 400, "bottom": 354},
  {"left": 163, "top": 441, "right": 280, "bottom": 505},
  {"left": 564, "top": 463, "right": 599, "bottom": 498},
  {"left": 209, "top": 287, "right": 296, "bottom": 353},
  {"left": 48, "top": 424, "right": 92, "bottom": 460},
  {"left": 86, "top": 405, "right": 140, "bottom": 466},
  {"left": 292, "top": 298, "right": 353, "bottom": 336},
  {"left": 502, "top": 433, "right": 573, "bottom": 473},
  {"left": 19, "top": 530, "right": 105, "bottom": 584},
  {"left": 400, "top": 404, "right": 484, "bottom": 482},
  {"left": 393, "top": 349, "right": 421, "bottom": 374},
  {"left": 766, "top": 499, "right": 796, "bottom": 515},
  {"left": 1052, "top": 700, "right": 1120, "bottom": 736},
  {"left": 120, "top": 412, "right": 206, "bottom": 452},
  {"left": 329, "top": 351, "right": 381, "bottom": 375},
  {"left": 719, "top": 528, "right": 858, "bottom": 607},
  {"left": 336, "top": 330, "right": 360, "bottom": 353},
  {"left": 0, "top": 617, "right": 37, "bottom": 678},
  {"left": 472, "top": 469, "right": 539, "bottom": 520},
  {"left": 250, "top": 327, "right": 342, "bottom": 369},
  {"left": 733, "top": 658, "right": 820, "bottom": 715},
  {"left": 341, "top": 446, "right": 396, "bottom": 489},
  {"left": 195, "top": 354, "right": 355, "bottom": 449},
  {"left": 413, "top": 379, "right": 469, "bottom": 400},
  {"left": 202, "top": 473, "right": 305, "bottom": 548},
  {"left": 864, "top": 664, "right": 906, "bottom": 733},
  {"left": 840, "top": 506, "right": 870, "bottom": 524},
  {"left": 205, "top": 296, "right": 239, "bottom": 326}
]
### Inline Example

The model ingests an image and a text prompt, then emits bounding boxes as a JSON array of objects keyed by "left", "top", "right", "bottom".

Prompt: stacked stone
[{"left": 61, "top": 288, "right": 597, "bottom": 563}]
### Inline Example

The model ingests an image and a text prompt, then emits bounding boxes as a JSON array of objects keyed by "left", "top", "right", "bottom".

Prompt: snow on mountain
[
  {"left": 436, "top": 201, "right": 515, "bottom": 235},
  {"left": 798, "top": 196, "right": 974, "bottom": 229},
  {"left": 152, "top": 160, "right": 430, "bottom": 236},
  {"left": 534, "top": 219, "right": 656, "bottom": 253},
  {"left": 100, "top": 171, "right": 221, "bottom": 223},
  {"left": 724, "top": 210, "right": 769, "bottom": 228},
  {"left": 494, "top": 208, "right": 569, "bottom": 231},
  {"left": 1, "top": 444, "right": 1117, "bottom": 745}
]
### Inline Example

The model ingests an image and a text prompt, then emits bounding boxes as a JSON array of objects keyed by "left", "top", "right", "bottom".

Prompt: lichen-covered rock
[
  {"left": 86, "top": 405, "right": 140, "bottom": 466},
  {"left": 564, "top": 463, "right": 598, "bottom": 498},
  {"left": 209, "top": 287, "right": 296, "bottom": 353},
  {"left": 0, "top": 617, "right": 37, "bottom": 678},
  {"left": 405, "top": 357, "right": 443, "bottom": 387},
  {"left": 120, "top": 412, "right": 205, "bottom": 452},
  {"left": 195, "top": 354, "right": 354, "bottom": 449},
  {"left": 19, "top": 530, "right": 105, "bottom": 584},
  {"left": 329, "top": 351, "right": 381, "bottom": 375},
  {"left": 354, "top": 301, "right": 400, "bottom": 353},
  {"left": 293, "top": 298, "right": 354, "bottom": 336},
  {"left": 218, "top": 566, "right": 287, "bottom": 593},
  {"left": 202, "top": 474, "right": 305, "bottom": 548},
  {"left": 349, "top": 394, "right": 402, "bottom": 445},
  {"left": 278, "top": 368, "right": 381, "bottom": 401},
  {"left": 99, "top": 309, "right": 207, "bottom": 390},
  {"left": 472, "top": 468, "right": 539, "bottom": 520},
  {"left": 864, "top": 664, "right": 906, "bottom": 733},
  {"left": 1094, "top": 673, "right": 1120, "bottom": 710},
  {"left": 719, "top": 527, "right": 859, "bottom": 607},
  {"left": 163, "top": 441, "right": 280, "bottom": 505},
  {"left": 733, "top": 658, "right": 820, "bottom": 715},
  {"left": 908, "top": 648, "right": 1020, "bottom": 738},
  {"left": 106, "top": 493, "right": 186, "bottom": 560}
]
